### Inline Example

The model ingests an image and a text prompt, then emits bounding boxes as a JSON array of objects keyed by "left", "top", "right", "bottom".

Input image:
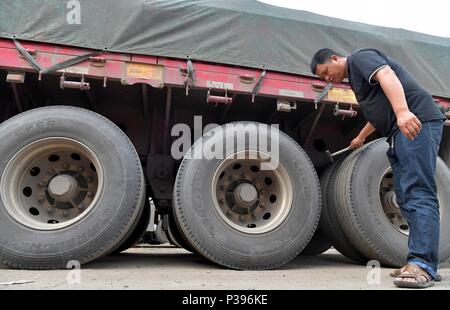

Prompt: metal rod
[
  {"left": 219, "top": 94, "right": 237, "bottom": 124},
  {"left": 331, "top": 147, "right": 351, "bottom": 157},
  {"left": 291, "top": 108, "right": 317, "bottom": 136},
  {"left": 85, "top": 90, "right": 100, "bottom": 112},
  {"left": 11, "top": 83, "right": 23, "bottom": 113},
  {"left": 163, "top": 87, "right": 172, "bottom": 154},
  {"left": 304, "top": 103, "right": 326, "bottom": 146},
  {"left": 142, "top": 84, "right": 149, "bottom": 119}
]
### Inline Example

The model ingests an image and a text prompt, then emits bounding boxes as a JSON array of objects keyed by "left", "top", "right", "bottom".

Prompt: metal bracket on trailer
[
  {"left": 59, "top": 73, "right": 90, "bottom": 91},
  {"left": 207, "top": 88, "right": 233, "bottom": 105},
  {"left": 146, "top": 155, "right": 175, "bottom": 212},
  {"left": 334, "top": 103, "right": 358, "bottom": 119},
  {"left": 277, "top": 100, "right": 297, "bottom": 112}
]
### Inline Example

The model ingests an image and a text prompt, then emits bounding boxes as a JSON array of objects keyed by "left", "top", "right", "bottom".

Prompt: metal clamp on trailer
[
  {"left": 207, "top": 88, "right": 233, "bottom": 105},
  {"left": 333, "top": 103, "right": 357, "bottom": 119}
]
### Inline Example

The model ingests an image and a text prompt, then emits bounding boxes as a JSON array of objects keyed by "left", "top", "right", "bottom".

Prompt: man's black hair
[{"left": 310, "top": 48, "right": 340, "bottom": 75}]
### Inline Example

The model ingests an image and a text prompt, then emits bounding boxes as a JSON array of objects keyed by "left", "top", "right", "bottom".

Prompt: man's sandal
[
  {"left": 390, "top": 267, "right": 442, "bottom": 282},
  {"left": 393, "top": 264, "right": 435, "bottom": 288}
]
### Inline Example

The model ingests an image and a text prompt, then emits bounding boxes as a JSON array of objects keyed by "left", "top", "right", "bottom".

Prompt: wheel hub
[
  {"left": 48, "top": 175, "right": 79, "bottom": 202},
  {"left": 383, "top": 191, "right": 399, "bottom": 210},
  {"left": 379, "top": 168, "right": 409, "bottom": 235},
  {"left": 0, "top": 137, "right": 103, "bottom": 230},
  {"left": 233, "top": 183, "right": 258, "bottom": 207},
  {"left": 212, "top": 151, "right": 293, "bottom": 234}
]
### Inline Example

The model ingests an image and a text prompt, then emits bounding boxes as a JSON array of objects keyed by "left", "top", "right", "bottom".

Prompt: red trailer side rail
[{"left": 1, "top": 38, "right": 449, "bottom": 112}]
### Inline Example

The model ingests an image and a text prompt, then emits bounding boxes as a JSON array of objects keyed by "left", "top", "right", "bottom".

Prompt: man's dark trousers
[{"left": 386, "top": 119, "right": 444, "bottom": 279}]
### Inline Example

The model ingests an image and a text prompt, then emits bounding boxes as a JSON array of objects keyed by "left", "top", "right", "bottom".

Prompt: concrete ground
[{"left": 0, "top": 245, "right": 449, "bottom": 290}]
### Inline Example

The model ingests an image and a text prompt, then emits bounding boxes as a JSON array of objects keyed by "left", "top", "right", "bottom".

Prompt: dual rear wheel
[{"left": 320, "top": 139, "right": 450, "bottom": 266}]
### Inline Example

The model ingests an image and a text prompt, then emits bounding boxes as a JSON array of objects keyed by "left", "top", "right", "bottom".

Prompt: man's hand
[
  {"left": 348, "top": 122, "right": 375, "bottom": 149},
  {"left": 397, "top": 110, "right": 422, "bottom": 141},
  {"left": 349, "top": 136, "right": 365, "bottom": 149}
]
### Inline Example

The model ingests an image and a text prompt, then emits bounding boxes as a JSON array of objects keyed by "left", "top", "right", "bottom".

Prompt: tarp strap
[
  {"left": 184, "top": 58, "right": 195, "bottom": 96},
  {"left": 13, "top": 38, "right": 101, "bottom": 76},
  {"left": 13, "top": 39, "right": 42, "bottom": 72},
  {"left": 40, "top": 51, "right": 101, "bottom": 74},
  {"left": 251, "top": 69, "right": 266, "bottom": 103},
  {"left": 314, "top": 82, "right": 333, "bottom": 109}
]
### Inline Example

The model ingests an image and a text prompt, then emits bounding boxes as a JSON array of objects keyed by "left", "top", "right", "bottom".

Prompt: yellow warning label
[
  {"left": 327, "top": 88, "right": 358, "bottom": 104},
  {"left": 126, "top": 63, "right": 164, "bottom": 81}
]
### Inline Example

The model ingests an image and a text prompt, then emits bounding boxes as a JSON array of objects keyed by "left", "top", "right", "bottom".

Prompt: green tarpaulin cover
[{"left": 1, "top": 0, "right": 449, "bottom": 97}]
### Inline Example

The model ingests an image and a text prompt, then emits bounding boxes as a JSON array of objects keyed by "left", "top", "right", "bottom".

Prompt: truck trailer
[{"left": 0, "top": 0, "right": 449, "bottom": 270}]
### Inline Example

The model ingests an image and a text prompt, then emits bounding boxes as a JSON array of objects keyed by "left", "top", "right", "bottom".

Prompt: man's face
[{"left": 315, "top": 56, "right": 346, "bottom": 83}]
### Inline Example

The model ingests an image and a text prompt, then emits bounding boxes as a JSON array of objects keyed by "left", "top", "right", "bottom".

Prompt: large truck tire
[
  {"left": 113, "top": 198, "right": 150, "bottom": 254},
  {"left": 173, "top": 122, "right": 321, "bottom": 270},
  {"left": 166, "top": 213, "right": 195, "bottom": 253},
  {"left": 319, "top": 156, "right": 367, "bottom": 263},
  {"left": 335, "top": 139, "right": 450, "bottom": 267},
  {"left": 300, "top": 228, "right": 332, "bottom": 256},
  {"left": 0, "top": 106, "right": 146, "bottom": 269}
]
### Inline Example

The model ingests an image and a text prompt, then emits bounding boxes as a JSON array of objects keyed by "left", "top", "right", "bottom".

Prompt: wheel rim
[
  {"left": 379, "top": 167, "right": 443, "bottom": 236},
  {"left": 211, "top": 151, "right": 293, "bottom": 234},
  {"left": 1, "top": 137, "right": 103, "bottom": 230}
]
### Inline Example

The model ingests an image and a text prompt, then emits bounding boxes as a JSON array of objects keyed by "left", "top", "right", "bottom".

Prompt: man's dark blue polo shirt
[{"left": 347, "top": 48, "right": 445, "bottom": 137}]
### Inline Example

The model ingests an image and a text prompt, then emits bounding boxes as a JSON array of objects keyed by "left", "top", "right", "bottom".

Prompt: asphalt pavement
[{"left": 1, "top": 246, "right": 449, "bottom": 290}]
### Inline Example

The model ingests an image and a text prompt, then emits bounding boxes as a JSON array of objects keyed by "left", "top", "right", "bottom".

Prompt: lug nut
[
  {"left": 47, "top": 206, "right": 54, "bottom": 214},
  {"left": 63, "top": 163, "right": 70, "bottom": 170},
  {"left": 239, "top": 215, "right": 245, "bottom": 222},
  {"left": 63, "top": 210, "right": 69, "bottom": 217},
  {"left": 77, "top": 167, "right": 84, "bottom": 173},
  {"left": 226, "top": 210, "right": 232, "bottom": 216},
  {"left": 38, "top": 181, "right": 46, "bottom": 188},
  {"left": 219, "top": 198, "right": 225, "bottom": 204},
  {"left": 87, "top": 177, "right": 94, "bottom": 183},
  {"left": 251, "top": 212, "right": 257, "bottom": 218},
  {"left": 48, "top": 169, "right": 56, "bottom": 175},
  {"left": 87, "top": 192, "right": 94, "bottom": 198},
  {"left": 37, "top": 196, "right": 45, "bottom": 203}
]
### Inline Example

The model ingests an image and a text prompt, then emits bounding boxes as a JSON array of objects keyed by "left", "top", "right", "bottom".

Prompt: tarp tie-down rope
[{"left": 13, "top": 38, "right": 101, "bottom": 79}]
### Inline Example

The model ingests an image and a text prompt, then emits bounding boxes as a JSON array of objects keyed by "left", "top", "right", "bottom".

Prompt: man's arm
[
  {"left": 373, "top": 66, "right": 422, "bottom": 141},
  {"left": 349, "top": 122, "right": 375, "bottom": 149}
]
